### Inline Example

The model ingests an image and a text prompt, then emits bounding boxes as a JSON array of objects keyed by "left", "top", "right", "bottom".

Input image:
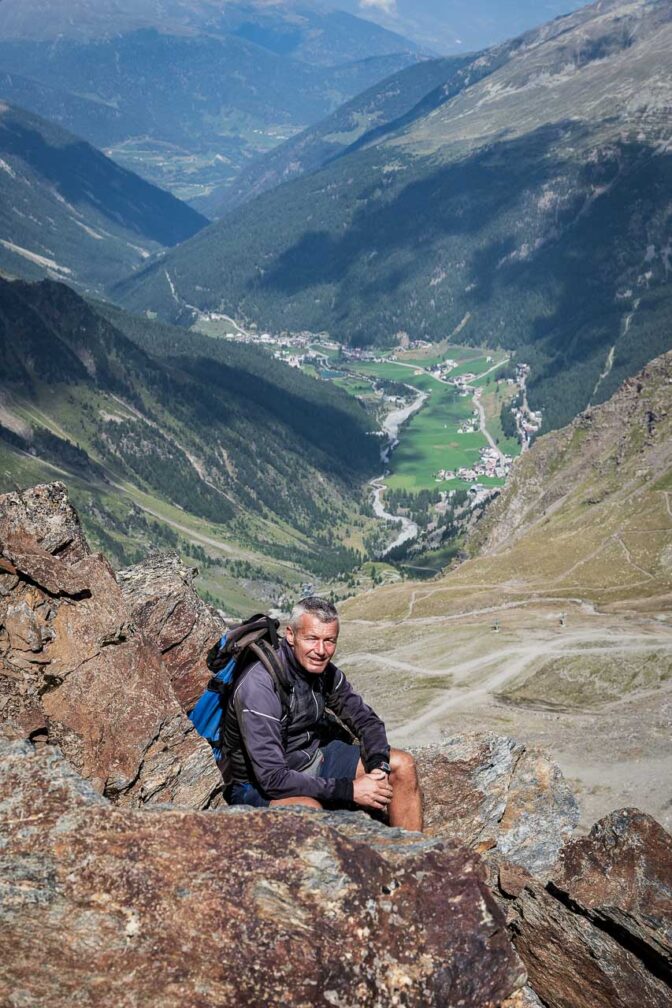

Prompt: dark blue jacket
[{"left": 223, "top": 639, "right": 390, "bottom": 802}]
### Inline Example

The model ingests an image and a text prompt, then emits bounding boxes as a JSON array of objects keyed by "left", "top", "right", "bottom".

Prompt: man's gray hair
[{"left": 289, "top": 596, "right": 339, "bottom": 631}]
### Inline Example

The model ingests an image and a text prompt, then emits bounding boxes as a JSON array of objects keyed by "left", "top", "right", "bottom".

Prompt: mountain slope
[
  {"left": 116, "top": 0, "right": 672, "bottom": 433},
  {"left": 337, "top": 349, "right": 672, "bottom": 829},
  {"left": 346, "top": 347, "right": 672, "bottom": 619},
  {"left": 0, "top": 0, "right": 419, "bottom": 61},
  {"left": 196, "top": 54, "right": 469, "bottom": 217},
  {"left": 333, "top": 0, "right": 588, "bottom": 54},
  {"left": 0, "top": 2, "right": 423, "bottom": 202},
  {"left": 0, "top": 102, "right": 207, "bottom": 293},
  {"left": 0, "top": 276, "right": 379, "bottom": 600}
]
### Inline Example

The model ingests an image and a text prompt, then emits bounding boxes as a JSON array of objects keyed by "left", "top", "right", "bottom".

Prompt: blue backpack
[{"left": 188, "top": 614, "right": 291, "bottom": 784}]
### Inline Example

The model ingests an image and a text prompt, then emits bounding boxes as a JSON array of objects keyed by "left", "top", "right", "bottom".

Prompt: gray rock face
[
  {"left": 0, "top": 737, "right": 525, "bottom": 1008},
  {"left": 495, "top": 807, "right": 672, "bottom": 1008},
  {"left": 117, "top": 550, "right": 222, "bottom": 711},
  {"left": 0, "top": 480, "right": 90, "bottom": 562},
  {"left": 0, "top": 482, "right": 222, "bottom": 809},
  {"left": 553, "top": 809, "right": 672, "bottom": 982},
  {"left": 415, "top": 733, "right": 579, "bottom": 878}
]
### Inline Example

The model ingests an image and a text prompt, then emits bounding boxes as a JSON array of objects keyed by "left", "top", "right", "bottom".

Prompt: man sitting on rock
[{"left": 224, "top": 596, "right": 423, "bottom": 831}]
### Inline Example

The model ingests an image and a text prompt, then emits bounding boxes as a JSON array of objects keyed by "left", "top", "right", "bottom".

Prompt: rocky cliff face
[
  {"left": 1, "top": 481, "right": 671, "bottom": 1006},
  {"left": 0, "top": 481, "right": 222, "bottom": 808},
  {"left": 497, "top": 809, "right": 672, "bottom": 1008},
  {"left": 416, "top": 733, "right": 579, "bottom": 879}
]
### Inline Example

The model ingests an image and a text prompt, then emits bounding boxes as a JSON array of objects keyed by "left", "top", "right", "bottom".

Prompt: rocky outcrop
[
  {"left": 552, "top": 809, "right": 672, "bottom": 983},
  {"left": 0, "top": 483, "right": 222, "bottom": 809},
  {"left": 0, "top": 479, "right": 90, "bottom": 561},
  {"left": 415, "top": 733, "right": 579, "bottom": 878},
  {"left": 496, "top": 809, "right": 672, "bottom": 1008},
  {"left": 3, "top": 481, "right": 672, "bottom": 1007},
  {"left": 117, "top": 551, "right": 221, "bottom": 711},
  {"left": 0, "top": 736, "right": 525, "bottom": 1008}
]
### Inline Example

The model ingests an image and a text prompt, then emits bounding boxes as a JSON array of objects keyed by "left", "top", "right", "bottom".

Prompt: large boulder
[
  {"left": 415, "top": 734, "right": 579, "bottom": 878},
  {"left": 0, "top": 480, "right": 89, "bottom": 562},
  {"left": 117, "top": 551, "right": 221, "bottom": 711},
  {"left": 0, "top": 736, "right": 525, "bottom": 1008},
  {"left": 0, "top": 483, "right": 222, "bottom": 809},
  {"left": 552, "top": 809, "right": 672, "bottom": 982},
  {"left": 496, "top": 810, "right": 672, "bottom": 1007}
]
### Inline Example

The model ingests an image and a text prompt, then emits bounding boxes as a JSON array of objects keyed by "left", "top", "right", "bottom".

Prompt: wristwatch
[{"left": 376, "top": 761, "right": 391, "bottom": 775}]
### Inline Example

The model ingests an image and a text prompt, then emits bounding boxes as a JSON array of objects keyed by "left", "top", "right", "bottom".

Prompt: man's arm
[
  {"left": 234, "top": 666, "right": 353, "bottom": 803},
  {"left": 325, "top": 666, "right": 390, "bottom": 772}
]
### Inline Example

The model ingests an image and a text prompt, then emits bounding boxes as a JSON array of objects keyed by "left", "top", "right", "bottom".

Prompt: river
[{"left": 371, "top": 388, "right": 428, "bottom": 555}]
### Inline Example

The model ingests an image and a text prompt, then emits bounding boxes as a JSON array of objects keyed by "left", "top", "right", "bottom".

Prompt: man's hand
[{"left": 352, "top": 771, "right": 393, "bottom": 811}]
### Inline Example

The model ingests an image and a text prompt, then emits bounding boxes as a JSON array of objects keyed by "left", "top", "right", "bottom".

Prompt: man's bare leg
[
  {"left": 270, "top": 796, "right": 322, "bottom": 809},
  {"left": 388, "top": 749, "right": 423, "bottom": 831},
  {"left": 355, "top": 749, "right": 423, "bottom": 831}
]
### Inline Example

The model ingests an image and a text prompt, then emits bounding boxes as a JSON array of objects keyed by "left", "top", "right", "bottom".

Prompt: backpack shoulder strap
[
  {"left": 248, "top": 639, "right": 293, "bottom": 748},
  {"left": 248, "top": 639, "right": 292, "bottom": 716}
]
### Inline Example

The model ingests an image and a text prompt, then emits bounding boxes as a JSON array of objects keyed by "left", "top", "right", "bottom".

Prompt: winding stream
[{"left": 370, "top": 388, "right": 428, "bottom": 555}]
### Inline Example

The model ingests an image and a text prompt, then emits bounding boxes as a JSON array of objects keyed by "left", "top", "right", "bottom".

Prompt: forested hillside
[
  {"left": 0, "top": 101, "right": 206, "bottom": 293},
  {"left": 0, "top": 0, "right": 423, "bottom": 203},
  {"left": 0, "top": 277, "right": 379, "bottom": 603},
  {"left": 198, "top": 54, "right": 468, "bottom": 216},
  {"left": 116, "top": 0, "right": 672, "bottom": 434}
]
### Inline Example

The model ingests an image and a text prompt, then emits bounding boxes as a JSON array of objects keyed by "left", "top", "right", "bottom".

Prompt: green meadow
[
  {"left": 342, "top": 359, "right": 490, "bottom": 491},
  {"left": 388, "top": 391, "right": 482, "bottom": 490}
]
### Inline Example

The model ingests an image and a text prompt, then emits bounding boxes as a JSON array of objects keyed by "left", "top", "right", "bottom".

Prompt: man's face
[{"left": 285, "top": 614, "right": 339, "bottom": 675}]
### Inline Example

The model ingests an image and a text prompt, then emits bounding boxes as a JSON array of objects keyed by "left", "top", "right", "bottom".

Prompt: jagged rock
[
  {"left": 496, "top": 809, "right": 672, "bottom": 1008},
  {"left": 552, "top": 809, "right": 672, "bottom": 981},
  {"left": 117, "top": 551, "right": 221, "bottom": 711},
  {"left": 414, "top": 733, "right": 579, "bottom": 878},
  {"left": 0, "top": 483, "right": 222, "bottom": 809},
  {"left": 0, "top": 480, "right": 90, "bottom": 562},
  {"left": 1, "top": 528, "right": 91, "bottom": 597},
  {"left": 0, "top": 737, "right": 525, "bottom": 1008},
  {"left": 504, "top": 870, "right": 671, "bottom": 1008}
]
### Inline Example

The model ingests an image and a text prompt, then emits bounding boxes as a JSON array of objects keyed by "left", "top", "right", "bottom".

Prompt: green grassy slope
[
  {"left": 0, "top": 101, "right": 207, "bottom": 293},
  {"left": 116, "top": 0, "right": 672, "bottom": 434},
  {"left": 0, "top": 276, "right": 380, "bottom": 608}
]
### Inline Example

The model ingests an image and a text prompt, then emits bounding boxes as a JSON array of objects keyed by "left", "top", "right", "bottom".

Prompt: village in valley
[
  {"left": 195, "top": 317, "right": 544, "bottom": 488},
  {"left": 193, "top": 315, "right": 544, "bottom": 563}
]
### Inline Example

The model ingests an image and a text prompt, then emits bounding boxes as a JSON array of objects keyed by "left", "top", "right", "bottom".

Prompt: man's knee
[
  {"left": 390, "top": 748, "right": 418, "bottom": 785},
  {"left": 269, "top": 796, "right": 323, "bottom": 810}
]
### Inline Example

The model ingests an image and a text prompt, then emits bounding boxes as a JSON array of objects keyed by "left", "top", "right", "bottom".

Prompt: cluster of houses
[
  {"left": 427, "top": 358, "right": 459, "bottom": 380},
  {"left": 476, "top": 446, "right": 512, "bottom": 479},
  {"left": 279, "top": 348, "right": 330, "bottom": 369},
  {"left": 501, "top": 363, "right": 543, "bottom": 448},
  {"left": 341, "top": 347, "right": 380, "bottom": 363},
  {"left": 435, "top": 446, "right": 512, "bottom": 487},
  {"left": 457, "top": 410, "right": 480, "bottom": 434}
]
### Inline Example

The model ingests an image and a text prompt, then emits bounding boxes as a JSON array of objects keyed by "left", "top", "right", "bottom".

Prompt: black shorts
[{"left": 228, "top": 739, "right": 361, "bottom": 808}]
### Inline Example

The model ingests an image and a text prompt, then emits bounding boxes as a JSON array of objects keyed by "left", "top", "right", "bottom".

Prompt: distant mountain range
[
  {"left": 0, "top": 276, "right": 378, "bottom": 605},
  {"left": 196, "top": 54, "right": 469, "bottom": 217},
  {"left": 0, "top": 1, "right": 425, "bottom": 203},
  {"left": 0, "top": 102, "right": 207, "bottom": 294},
  {"left": 335, "top": 0, "right": 588, "bottom": 54},
  {"left": 116, "top": 0, "right": 672, "bottom": 434}
]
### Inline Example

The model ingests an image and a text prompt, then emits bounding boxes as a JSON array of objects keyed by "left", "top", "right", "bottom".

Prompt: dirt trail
[{"left": 342, "top": 605, "right": 672, "bottom": 830}]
